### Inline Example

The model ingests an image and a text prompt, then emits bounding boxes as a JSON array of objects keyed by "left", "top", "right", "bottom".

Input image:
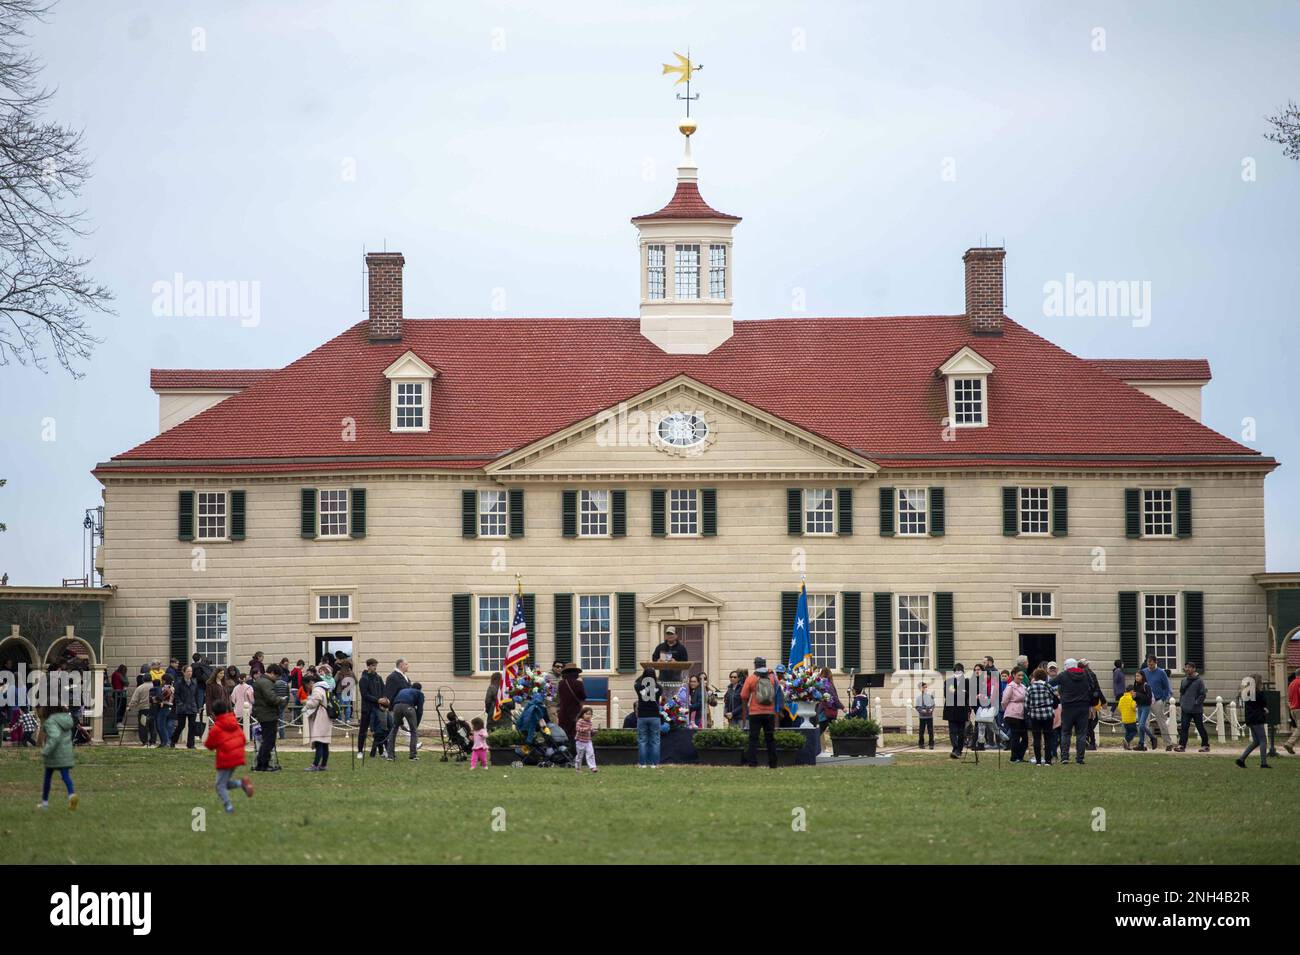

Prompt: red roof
[
  {"left": 631, "top": 181, "right": 741, "bottom": 222},
  {"left": 99, "top": 317, "right": 1271, "bottom": 475},
  {"left": 150, "top": 369, "right": 278, "bottom": 390},
  {"left": 1088, "top": 359, "right": 1211, "bottom": 382}
]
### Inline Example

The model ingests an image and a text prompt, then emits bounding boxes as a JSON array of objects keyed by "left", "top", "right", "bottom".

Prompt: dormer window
[
  {"left": 937, "top": 346, "right": 994, "bottom": 430},
  {"left": 383, "top": 350, "right": 437, "bottom": 434}
]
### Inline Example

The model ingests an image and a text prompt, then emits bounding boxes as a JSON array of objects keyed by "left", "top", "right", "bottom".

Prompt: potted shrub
[
  {"left": 827, "top": 717, "right": 881, "bottom": 757},
  {"left": 592, "top": 728, "right": 639, "bottom": 765},
  {"left": 486, "top": 727, "right": 522, "bottom": 764},
  {"left": 694, "top": 727, "right": 809, "bottom": 766}
]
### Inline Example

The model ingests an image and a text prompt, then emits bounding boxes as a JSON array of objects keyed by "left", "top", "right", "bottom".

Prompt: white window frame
[
  {"left": 579, "top": 489, "right": 610, "bottom": 538},
  {"left": 1015, "top": 590, "right": 1057, "bottom": 620},
  {"left": 896, "top": 487, "right": 929, "bottom": 537},
  {"left": 576, "top": 593, "right": 613, "bottom": 673},
  {"left": 949, "top": 377, "right": 987, "bottom": 427},
  {"left": 317, "top": 489, "right": 350, "bottom": 539},
  {"left": 895, "top": 593, "right": 933, "bottom": 672},
  {"left": 391, "top": 380, "right": 428, "bottom": 432},
  {"left": 803, "top": 488, "right": 836, "bottom": 536},
  {"left": 312, "top": 590, "right": 355, "bottom": 624},
  {"left": 475, "top": 594, "right": 512, "bottom": 675},
  {"left": 478, "top": 489, "right": 508, "bottom": 539},
  {"left": 1141, "top": 592, "right": 1180, "bottom": 671},
  {"left": 708, "top": 243, "right": 728, "bottom": 299},
  {"left": 807, "top": 592, "right": 839, "bottom": 670},
  {"left": 193, "top": 599, "right": 231, "bottom": 667},
  {"left": 668, "top": 488, "right": 699, "bottom": 537},
  {"left": 1018, "top": 486, "right": 1050, "bottom": 536},
  {"left": 646, "top": 243, "right": 666, "bottom": 300},
  {"left": 1141, "top": 488, "right": 1175, "bottom": 539},
  {"left": 196, "top": 491, "right": 229, "bottom": 542},
  {"left": 674, "top": 244, "right": 700, "bottom": 300}
]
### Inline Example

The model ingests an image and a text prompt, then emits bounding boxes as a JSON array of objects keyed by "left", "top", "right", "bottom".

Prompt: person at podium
[{"left": 652, "top": 626, "right": 689, "bottom": 681}]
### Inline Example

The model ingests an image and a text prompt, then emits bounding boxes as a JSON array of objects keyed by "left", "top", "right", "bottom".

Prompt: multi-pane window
[
  {"left": 804, "top": 488, "right": 835, "bottom": 535},
  {"left": 1143, "top": 489, "right": 1174, "bottom": 537},
  {"left": 477, "top": 595, "right": 511, "bottom": 673},
  {"left": 578, "top": 595, "right": 612, "bottom": 671},
  {"left": 708, "top": 244, "right": 727, "bottom": 298},
  {"left": 196, "top": 492, "right": 227, "bottom": 540},
  {"left": 952, "top": 377, "right": 984, "bottom": 425},
  {"left": 808, "top": 594, "right": 838, "bottom": 670},
  {"left": 478, "top": 490, "right": 507, "bottom": 538},
  {"left": 646, "top": 244, "right": 666, "bottom": 300},
  {"left": 669, "top": 488, "right": 699, "bottom": 536},
  {"left": 1018, "top": 591, "right": 1055, "bottom": 618},
  {"left": 194, "top": 601, "right": 229, "bottom": 666},
  {"left": 897, "top": 594, "right": 931, "bottom": 671},
  {"left": 395, "top": 381, "right": 425, "bottom": 429},
  {"left": 580, "top": 489, "right": 609, "bottom": 537},
  {"left": 318, "top": 489, "right": 349, "bottom": 537},
  {"left": 317, "top": 593, "right": 351, "bottom": 621},
  {"left": 1143, "top": 593, "right": 1178, "bottom": 670},
  {"left": 897, "top": 488, "right": 928, "bottom": 536},
  {"left": 675, "top": 244, "right": 700, "bottom": 299},
  {"left": 1019, "top": 487, "right": 1049, "bottom": 535}
]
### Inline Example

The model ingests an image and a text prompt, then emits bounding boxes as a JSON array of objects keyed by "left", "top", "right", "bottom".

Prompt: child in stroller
[{"left": 512, "top": 694, "right": 572, "bottom": 768}]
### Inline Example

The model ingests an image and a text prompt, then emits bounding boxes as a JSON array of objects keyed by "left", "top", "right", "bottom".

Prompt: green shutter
[
  {"left": 1051, "top": 486, "right": 1068, "bottom": 537},
  {"left": 522, "top": 594, "right": 536, "bottom": 641},
  {"left": 928, "top": 486, "right": 945, "bottom": 537},
  {"left": 228, "top": 490, "right": 245, "bottom": 541},
  {"left": 461, "top": 490, "right": 478, "bottom": 538},
  {"left": 178, "top": 491, "right": 194, "bottom": 541},
  {"left": 650, "top": 489, "right": 666, "bottom": 537},
  {"left": 300, "top": 488, "right": 317, "bottom": 539},
  {"left": 879, "top": 486, "right": 895, "bottom": 537},
  {"left": 168, "top": 599, "right": 189, "bottom": 662},
  {"left": 611, "top": 490, "right": 627, "bottom": 537},
  {"left": 836, "top": 487, "right": 853, "bottom": 535},
  {"left": 873, "top": 592, "right": 894, "bottom": 672},
  {"left": 934, "top": 592, "right": 954, "bottom": 672},
  {"left": 452, "top": 594, "right": 472, "bottom": 676},
  {"left": 841, "top": 591, "right": 861, "bottom": 672},
  {"left": 350, "top": 488, "right": 367, "bottom": 538},
  {"left": 616, "top": 592, "right": 638, "bottom": 673},
  {"left": 1184, "top": 591, "right": 1204, "bottom": 672},
  {"left": 508, "top": 488, "right": 525, "bottom": 538},
  {"left": 1124, "top": 488, "right": 1141, "bottom": 539},
  {"left": 701, "top": 488, "right": 717, "bottom": 536},
  {"left": 780, "top": 591, "right": 798, "bottom": 664},
  {"left": 1175, "top": 487, "right": 1193, "bottom": 539},
  {"left": 787, "top": 488, "right": 803, "bottom": 535},
  {"left": 561, "top": 490, "right": 578, "bottom": 538},
  {"left": 1118, "top": 592, "right": 1139, "bottom": 671},
  {"left": 554, "top": 593, "right": 574, "bottom": 664},
  {"left": 1002, "top": 486, "right": 1018, "bottom": 536}
]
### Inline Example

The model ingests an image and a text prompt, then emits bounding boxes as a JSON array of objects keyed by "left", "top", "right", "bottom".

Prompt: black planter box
[{"left": 830, "top": 735, "right": 879, "bottom": 757}]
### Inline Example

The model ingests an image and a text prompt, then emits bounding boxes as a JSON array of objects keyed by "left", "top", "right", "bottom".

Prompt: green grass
[{"left": 1, "top": 746, "right": 1294, "bottom": 864}]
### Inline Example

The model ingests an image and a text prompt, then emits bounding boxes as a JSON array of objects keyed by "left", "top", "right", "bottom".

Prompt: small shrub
[
  {"left": 693, "top": 727, "right": 747, "bottom": 749},
  {"left": 592, "top": 728, "right": 637, "bottom": 747},
  {"left": 487, "top": 728, "right": 522, "bottom": 747},
  {"left": 774, "top": 730, "right": 808, "bottom": 750},
  {"left": 827, "top": 718, "right": 881, "bottom": 738}
]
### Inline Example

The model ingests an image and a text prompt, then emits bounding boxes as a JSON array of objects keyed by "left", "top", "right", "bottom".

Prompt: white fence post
[
  {"left": 611, "top": 695, "right": 621, "bottom": 730},
  {"left": 873, "top": 696, "right": 883, "bottom": 735},
  {"left": 905, "top": 701, "right": 914, "bottom": 738},
  {"left": 1227, "top": 700, "right": 1240, "bottom": 741},
  {"left": 1214, "top": 696, "right": 1226, "bottom": 744},
  {"left": 1167, "top": 698, "right": 1178, "bottom": 742}
]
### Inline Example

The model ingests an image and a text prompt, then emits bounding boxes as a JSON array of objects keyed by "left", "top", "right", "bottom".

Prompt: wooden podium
[{"left": 641, "top": 659, "right": 692, "bottom": 695}]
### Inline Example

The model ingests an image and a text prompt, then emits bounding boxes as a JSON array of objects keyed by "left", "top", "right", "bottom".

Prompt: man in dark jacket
[
  {"left": 172, "top": 665, "right": 204, "bottom": 748},
  {"left": 1176, "top": 663, "right": 1210, "bottom": 752},
  {"left": 1081, "top": 659, "right": 1106, "bottom": 750},
  {"left": 384, "top": 658, "right": 411, "bottom": 702},
  {"left": 252, "top": 664, "right": 286, "bottom": 771},
  {"left": 1050, "top": 659, "right": 1092, "bottom": 764},
  {"left": 356, "top": 657, "right": 385, "bottom": 759},
  {"left": 942, "top": 663, "right": 973, "bottom": 758},
  {"left": 386, "top": 682, "right": 425, "bottom": 760}
]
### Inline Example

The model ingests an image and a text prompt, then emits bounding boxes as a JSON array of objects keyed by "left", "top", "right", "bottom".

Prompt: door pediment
[{"left": 644, "top": 584, "right": 725, "bottom": 623}]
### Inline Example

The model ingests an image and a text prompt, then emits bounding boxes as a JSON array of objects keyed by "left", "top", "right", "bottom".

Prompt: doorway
[
  {"left": 672, "top": 623, "right": 706, "bottom": 680},
  {"left": 1018, "top": 633, "right": 1057, "bottom": 674},
  {"left": 314, "top": 636, "right": 354, "bottom": 667}
]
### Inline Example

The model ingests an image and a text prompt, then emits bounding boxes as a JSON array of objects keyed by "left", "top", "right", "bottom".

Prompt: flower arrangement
[
  {"left": 506, "top": 667, "right": 554, "bottom": 708},
  {"left": 660, "top": 695, "right": 689, "bottom": 728},
  {"left": 780, "top": 662, "right": 833, "bottom": 704}
]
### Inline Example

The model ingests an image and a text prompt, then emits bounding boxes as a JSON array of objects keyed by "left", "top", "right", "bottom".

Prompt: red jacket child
[{"left": 204, "top": 711, "right": 247, "bottom": 770}]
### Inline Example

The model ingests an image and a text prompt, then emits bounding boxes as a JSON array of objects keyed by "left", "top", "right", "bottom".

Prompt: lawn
[{"left": 0, "top": 746, "right": 1293, "bottom": 864}]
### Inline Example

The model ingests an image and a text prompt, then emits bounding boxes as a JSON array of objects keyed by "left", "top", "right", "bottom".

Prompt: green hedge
[
  {"left": 695, "top": 727, "right": 806, "bottom": 751},
  {"left": 592, "top": 728, "right": 637, "bottom": 747},
  {"left": 487, "top": 728, "right": 522, "bottom": 747},
  {"left": 826, "top": 717, "right": 881, "bottom": 738}
]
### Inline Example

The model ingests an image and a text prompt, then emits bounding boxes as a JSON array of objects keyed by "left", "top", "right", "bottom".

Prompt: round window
[{"left": 657, "top": 412, "right": 709, "bottom": 448}]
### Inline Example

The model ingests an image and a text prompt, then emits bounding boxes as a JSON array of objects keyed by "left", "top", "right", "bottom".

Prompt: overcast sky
[{"left": 1, "top": 0, "right": 1298, "bottom": 581}]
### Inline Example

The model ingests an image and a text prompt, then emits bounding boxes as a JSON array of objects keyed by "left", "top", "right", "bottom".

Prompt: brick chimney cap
[
  {"left": 962, "top": 246, "right": 1005, "bottom": 258},
  {"left": 365, "top": 251, "right": 406, "bottom": 263}
]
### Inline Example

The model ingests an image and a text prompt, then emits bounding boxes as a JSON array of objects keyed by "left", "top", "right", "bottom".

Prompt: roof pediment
[
  {"left": 644, "top": 583, "right": 725, "bottom": 610},
  {"left": 383, "top": 351, "right": 438, "bottom": 380},
  {"left": 938, "top": 345, "right": 995, "bottom": 376}
]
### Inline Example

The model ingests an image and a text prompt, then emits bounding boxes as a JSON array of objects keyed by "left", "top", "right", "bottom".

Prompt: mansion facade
[{"left": 91, "top": 127, "right": 1283, "bottom": 722}]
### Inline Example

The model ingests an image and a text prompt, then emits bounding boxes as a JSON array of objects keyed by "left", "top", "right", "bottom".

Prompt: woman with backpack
[
  {"left": 816, "top": 667, "right": 843, "bottom": 752},
  {"left": 302, "top": 674, "right": 333, "bottom": 771}
]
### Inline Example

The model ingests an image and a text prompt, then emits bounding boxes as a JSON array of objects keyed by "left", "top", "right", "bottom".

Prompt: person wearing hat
[
  {"left": 556, "top": 662, "right": 587, "bottom": 743},
  {"left": 1049, "top": 658, "right": 1092, "bottom": 764},
  {"left": 652, "top": 626, "right": 689, "bottom": 681}
]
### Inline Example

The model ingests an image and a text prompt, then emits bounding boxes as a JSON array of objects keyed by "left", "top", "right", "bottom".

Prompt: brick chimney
[
  {"left": 366, "top": 251, "right": 405, "bottom": 341},
  {"left": 963, "top": 247, "right": 1005, "bottom": 335}
]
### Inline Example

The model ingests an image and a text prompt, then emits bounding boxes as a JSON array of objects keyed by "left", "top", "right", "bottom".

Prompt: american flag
[{"left": 494, "top": 592, "right": 530, "bottom": 719}]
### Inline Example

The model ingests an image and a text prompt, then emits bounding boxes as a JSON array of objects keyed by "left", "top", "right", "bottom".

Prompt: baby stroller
[
  {"left": 441, "top": 705, "right": 473, "bottom": 762},
  {"left": 512, "top": 696, "right": 572, "bottom": 768}
]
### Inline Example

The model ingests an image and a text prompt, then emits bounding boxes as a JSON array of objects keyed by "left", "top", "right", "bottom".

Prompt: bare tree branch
[{"left": 1265, "top": 100, "right": 1300, "bottom": 162}]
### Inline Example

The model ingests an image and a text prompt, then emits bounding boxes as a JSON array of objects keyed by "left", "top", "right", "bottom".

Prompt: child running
[
  {"left": 204, "top": 700, "right": 253, "bottom": 812},
  {"left": 36, "top": 705, "right": 78, "bottom": 811},
  {"left": 1118, "top": 684, "right": 1138, "bottom": 749},
  {"left": 573, "top": 706, "right": 597, "bottom": 773},
  {"left": 469, "top": 716, "right": 489, "bottom": 769}
]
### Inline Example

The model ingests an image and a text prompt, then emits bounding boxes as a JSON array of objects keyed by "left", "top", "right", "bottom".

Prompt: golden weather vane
[{"left": 662, "top": 49, "right": 702, "bottom": 117}]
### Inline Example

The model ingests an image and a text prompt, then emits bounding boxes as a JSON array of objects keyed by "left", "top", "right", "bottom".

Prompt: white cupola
[{"left": 632, "top": 121, "right": 741, "bottom": 354}]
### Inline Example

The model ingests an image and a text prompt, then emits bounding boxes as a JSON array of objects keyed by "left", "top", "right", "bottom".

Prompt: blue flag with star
[{"left": 788, "top": 580, "right": 812, "bottom": 670}]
